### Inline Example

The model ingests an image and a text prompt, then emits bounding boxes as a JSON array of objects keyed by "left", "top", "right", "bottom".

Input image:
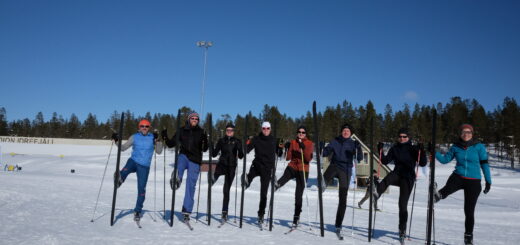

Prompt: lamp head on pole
[{"left": 196, "top": 41, "right": 213, "bottom": 48}]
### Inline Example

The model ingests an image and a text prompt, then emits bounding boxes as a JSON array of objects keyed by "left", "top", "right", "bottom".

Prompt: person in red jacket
[{"left": 274, "top": 126, "right": 313, "bottom": 228}]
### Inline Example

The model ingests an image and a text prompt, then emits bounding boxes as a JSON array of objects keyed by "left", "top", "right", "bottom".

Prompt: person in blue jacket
[
  {"left": 322, "top": 123, "right": 363, "bottom": 235},
  {"left": 435, "top": 124, "right": 492, "bottom": 245},
  {"left": 112, "top": 119, "right": 163, "bottom": 221}
]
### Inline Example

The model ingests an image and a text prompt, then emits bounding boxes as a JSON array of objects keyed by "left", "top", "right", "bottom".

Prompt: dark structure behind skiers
[
  {"left": 163, "top": 112, "right": 208, "bottom": 222},
  {"left": 375, "top": 128, "right": 427, "bottom": 242},
  {"left": 242, "top": 121, "right": 283, "bottom": 225},
  {"left": 358, "top": 170, "right": 380, "bottom": 210},
  {"left": 434, "top": 124, "right": 492, "bottom": 245},
  {"left": 322, "top": 123, "right": 363, "bottom": 234},
  {"left": 112, "top": 119, "right": 163, "bottom": 221},
  {"left": 274, "top": 126, "right": 313, "bottom": 228},
  {"left": 211, "top": 123, "right": 244, "bottom": 222}
]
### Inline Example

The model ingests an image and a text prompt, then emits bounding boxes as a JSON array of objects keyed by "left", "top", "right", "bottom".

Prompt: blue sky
[{"left": 1, "top": 0, "right": 519, "bottom": 122}]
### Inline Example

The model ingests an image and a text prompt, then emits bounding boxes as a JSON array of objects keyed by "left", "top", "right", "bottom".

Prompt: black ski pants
[
  {"left": 438, "top": 173, "right": 481, "bottom": 235},
  {"left": 277, "top": 167, "right": 309, "bottom": 218},
  {"left": 376, "top": 171, "right": 413, "bottom": 232},
  {"left": 214, "top": 164, "right": 236, "bottom": 212},
  {"left": 323, "top": 164, "right": 352, "bottom": 228},
  {"left": 246, "top": 161, "right": 272, "bottom": 217}
]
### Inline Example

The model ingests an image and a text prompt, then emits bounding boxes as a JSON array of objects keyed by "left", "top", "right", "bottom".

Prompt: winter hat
[
  {"left": 262, "top": 121, "right": 271, "bottom": 129},
  {"left": 460, "top": 124, "right": 474, "bottom": 133},
  {"left": 296, "top": 125, "right": 307, "bottom": 133},
  {"left": 340, "top": 123, "right": 353, "bottom": 133},
  {"left": 138, "top": 119, "right": 151, "bottom": 127},
  {"left": 187, "top": 112, "right": 199, "bottom": 121},
  {"left": 225, "top": 123, "right": 235, "bottom": 129},
  {"left": 397, "top": 128, "right": 409, "bottom": 136}
]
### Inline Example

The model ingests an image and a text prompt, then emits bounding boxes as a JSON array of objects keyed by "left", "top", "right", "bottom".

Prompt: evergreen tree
[
  {"left": 32, "top": 112, "right": 46, "bottom": 137},
  {"left": 0, "top": 107, "right": 7, "bottom": 135}
]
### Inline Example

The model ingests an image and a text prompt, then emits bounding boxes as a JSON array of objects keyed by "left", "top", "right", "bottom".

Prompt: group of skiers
[{"left": 111, "top": 111, "right": 492, "bottom": 245}]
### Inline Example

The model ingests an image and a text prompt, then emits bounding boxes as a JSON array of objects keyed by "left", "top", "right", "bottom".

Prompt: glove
[
  {"left": 298, "top": 140, "right": 305, "bottom": 150},
  {"left": 111, "top": 133, "right": 119, "bottom": 142},
  {"left": 483, "top": 182, "right": 491, "bottom": 194},
  {"left": 161, "top": 129, "right": 168, "bottom": 141},
  {"left": 377, "top": 142, "right": 384, "bottom": 153},
  {"left": 246, "top": 139, "right": 251, "bottom": 145},
  {"left": 153, "top": 129, "right": 159, "bottom": 140}
]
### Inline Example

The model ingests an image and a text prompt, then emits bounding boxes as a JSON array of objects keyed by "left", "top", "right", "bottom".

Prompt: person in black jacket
[
  {"left": 162, "top": 112, "right": 208, "bottom": 222},
  {"left": 375, "top": 128, "right": 427, "bottom": 242},
  {"left": 211, "top": 123, "right": 244, "bottom": 221},
  {"left": 242, "top": 121, "right": 283, "bottom": 225},
  {"left": 322, "top": 123, "right": 363, "bottom": 234}
]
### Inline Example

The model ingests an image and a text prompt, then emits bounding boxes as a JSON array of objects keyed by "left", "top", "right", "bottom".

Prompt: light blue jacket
[
  {"left": 130, "top": 133, "right": 155, "bottom": 167},
  {"left": 435, "top": 141, "right": 492, "bottom": 184}
]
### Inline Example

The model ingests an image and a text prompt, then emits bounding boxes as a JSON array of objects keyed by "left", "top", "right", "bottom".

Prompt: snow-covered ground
[{"left": 0, "top": 142, "right": 519, "bottom": 244}]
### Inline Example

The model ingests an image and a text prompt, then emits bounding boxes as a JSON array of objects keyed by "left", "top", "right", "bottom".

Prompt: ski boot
[
  {"left": 399, "top": 229, "right": 406, "bottom": 245},
  {"left": 134, "top": 211, "right": 141, "bottom": 222},
  {"left": 274, "top": 181, "right": 281, "bottom": 191},
  {"left": 464, "top": 233, "right": 473, "bottom": 245},
  {"left": 221, "top": 211, "right": 228, "bottom": 222},
  {"left": 258, "top": 214, "right": 264, "bottom": 225},
  {"left": 183, "top": 212, "right": 190, "bottom": 222},
  {"left": 114, "top": 172, "right": 124, "bottom": 188},
  {"left": 321, "top": 176, "right": 328, "bottom": 192},
  {"left": 433, "top": 182, "right": 442, "bottom": 203},
  {"left": 372, "top": 184, "right": 380, "bottom": 200},
  {"left": 335, "top": 227, "right": 344, "bottom": 240},
  {"left": 241, "top": 174, "right": 250, "bottom": 189},
  {"left": 170, "top": 177, "right": 181, "bottom": 190},
  {"left": 210, "top": 173, "right": 217, "bottom": 187},
  {"left": 292, "top": 216, "right": 300, "bottom": 228}
]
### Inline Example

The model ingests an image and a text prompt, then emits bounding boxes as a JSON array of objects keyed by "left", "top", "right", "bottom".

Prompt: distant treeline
[{"left": 0, "top": 96, "right": 518, "bottom": 156}]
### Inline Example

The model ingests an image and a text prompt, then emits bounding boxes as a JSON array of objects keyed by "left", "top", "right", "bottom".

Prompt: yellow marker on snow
[
  {"left": 59, "top": 154, "right": 64, "bottom": 159},
  {"left": 10, "top": 152, "right": 16, "bottom": 157}
]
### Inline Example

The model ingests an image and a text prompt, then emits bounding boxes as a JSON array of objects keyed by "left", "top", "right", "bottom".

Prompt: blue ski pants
[
  {"left": 120, "top": 158, "right": 150, "bottom": 213},
  {"left": 177, "top": 154, "right": 201, "bottom": 213}
]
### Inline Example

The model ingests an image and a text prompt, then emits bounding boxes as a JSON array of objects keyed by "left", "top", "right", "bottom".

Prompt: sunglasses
[
  {"left": 461, "top": 131, "right": 473, "bottom": 135},
  {"left": 190, "top": 117, "right": 199, "bottom": 121},
  {"left": 140, "top": 125, "right": 150, "bottom": 128},
  {"left": 297, "top": 131, "right": 306, "bottom": 134},
  {"left": 398, "top": 135, "right": 408, "bottom": 139},
  {"left": 262, "top": 127, "right": 271, "bottom": 130}
]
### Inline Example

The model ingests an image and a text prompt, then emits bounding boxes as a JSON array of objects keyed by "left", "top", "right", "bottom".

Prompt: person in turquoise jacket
[
  {"left": 435, "top": 124, "right": 491, "bottom": 245},
  {"left": 113, "top": 119, "right": 163, "bottom": 222}
]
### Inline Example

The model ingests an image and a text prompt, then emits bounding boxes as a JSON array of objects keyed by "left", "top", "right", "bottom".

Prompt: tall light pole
[{"left": 197, "top": 41, "right": 213, "bottom": 117}]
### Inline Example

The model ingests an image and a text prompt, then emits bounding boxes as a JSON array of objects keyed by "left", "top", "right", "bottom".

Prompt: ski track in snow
[{"left": 0, "top": 142, "right": 519, "bottom": 244}]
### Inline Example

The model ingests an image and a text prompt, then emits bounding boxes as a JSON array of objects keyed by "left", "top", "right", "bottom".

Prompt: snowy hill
[{"left": 0, "top": 142, "right": 519, "bottom": 244}]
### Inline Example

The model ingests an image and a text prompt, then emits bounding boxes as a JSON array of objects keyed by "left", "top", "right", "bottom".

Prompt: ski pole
[
  {"left": 433, "top": 205, "right": 436, "bottom": 244},
  {"left": 90, "top": 141, "right": 114, "bottom": 222},
  {"left": 196, "top": 169, "right": 202, "bottom": 222},
  {"left": 370, "top": 147, "right": 383, "bottom": 239},
  {"left": 408, "top": 148, "right": 421, "bottom": 239},
  {"left": 351, "top": 148, "right": 358, "bottom": 237},
  {"left": 152, "top": 149, "right": 157, "bottom": 222},
  {"left": 300, "top": 147, "right": 312, "bottom": 231},
  {"left": 351, "top": 164, "right": 356, "bottom": 236},
  {"left": 163, "top": 133, "right": 166, "bottom": 220},
  {"left": 234, "top": 159, "right": 239, "bottom": 223}
]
